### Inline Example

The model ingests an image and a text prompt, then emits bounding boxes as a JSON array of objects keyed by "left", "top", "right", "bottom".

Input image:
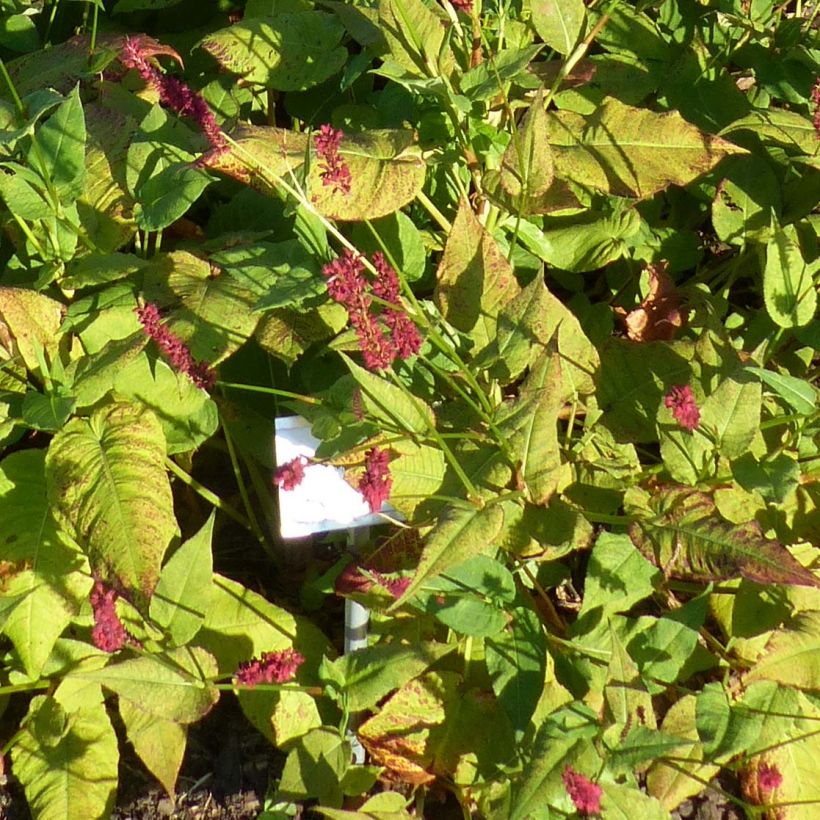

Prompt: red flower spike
[
  {"left": 90, "top": 579, "right": 128, "bottom": 654},
  {"left": 664, "top": 384, "right": 701, "bottom": 431},
  {"left": 562, "top": 766, "right": 602, "bottom": 815},
  {"left": 321, "top": 251, "right": 421, "bottom": 371},
  {"left": 758, "top": 762, "right": 783, "bottom": 792},
  {"left": 235, "top": 647, "right": 305, "bottom": 688},
  {"left": 136, "top": 303, "right": 216, "bottom": 390},
  {"left": 359, "top": 447, "right": 392, "bottom": 513},
  {"left": 314, "top": 124, "right": 351, "bottom": 195},
  {"left": 119, "top": 36, "right": 228, "bottom": 162},
  {"left": 449, "top": 0, "right": 473, "bottom": 11},
  {"left": 274, "top": 456, "right": 307, "bottom": 491},
  {"left": 812, "top": 78, "right": 820, "bottom": 139}
]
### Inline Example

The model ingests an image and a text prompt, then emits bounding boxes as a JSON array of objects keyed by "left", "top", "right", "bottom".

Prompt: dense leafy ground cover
[{"left": 0, "top": 0, "right": 818, "bottom": 817}]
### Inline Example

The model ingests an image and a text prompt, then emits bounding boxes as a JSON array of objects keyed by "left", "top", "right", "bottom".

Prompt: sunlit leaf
[
  {"left": 530, "top": 0, "right": 585, "bottom": 55},
  {"left": 46, "top": 401, "right": 175, "bottom": 603},
  {"left": 12, "top": 696, "right": 118, "bottom": 820},
  {"left": 547, "top": 99, "right": 745, "bottom": 198},
  {"left": 763, "top": 219, "right": 817, "bottom": 329},
  {"left": 627, "top": 485, "right": 820, "bottom": 588}
]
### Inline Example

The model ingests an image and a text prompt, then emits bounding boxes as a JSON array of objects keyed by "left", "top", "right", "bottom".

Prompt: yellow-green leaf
[
  {"left": 530, "top": 0, "right": 585, "bottom": 55},
  {"left": 763, "top": 219, "right": 817, "bottom": 329},
  {"left": 45, "top": 401, "right": 175, "bottom": 602},
  {"left": 547, "top": 99, "right": 745, "bottom": 198}
]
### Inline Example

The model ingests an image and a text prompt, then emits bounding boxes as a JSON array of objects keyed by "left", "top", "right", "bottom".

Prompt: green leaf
[
  {"left": 0, "top": 287, "right": 64, "bottom": 374},
  {"left": 0, "top": 170, "right": 51, "bottom": 219},
  {"left": 196, "top": 574, "right": 330, "bottom": 676},
  {"left": 745, "top": 366, "right": 817, "bottom": 416},
  {"left": 496, "top": 351, "right": 570, "bottom": 504},
  {"left": 62, "top": 253, "right": 149, "bottom": 290},
  {"left": 0, "top": 450, "right": 89, "bottom": 678},
  {"left": 477, "top": 275, "right": 599, "bottom": 391},
  {"left": 746, "top": 611, "right": 820, "bottom": 690},
  {"left": 509, "top": 704, "right": 601, "bottom": 818},
  {"left": 547, "top": 99, "right": 745, "bottom": 199},
  {"left": 278, "top": 728, "right": 350, "bottom": 807},
  {"left": 46, "top": 401, "right": 176, "bottom": 603},
  {"left": 12, "top": 696, "right": 118, "bottom": 820},
  {"left": 501, "top": 90, "right": 554, "bottom": 204},
  {"left": 348, "top": 211, "right": 427, "bottom": 283},
  {"left": 142, "top": 251, "right": 263, "bottom": 365},
  {"left": 21, "top": 391, "right": 76, "bottom": 432},
  {"left": 628, "top": 594, "right": 709, "bottom": 689},
  {"left": 212, "top": 125, "right": 426, "bottom": 222},
  {"left": 576, "top": 532, "right": 660, "bottom": 623},
  {"left": 388, "top": 442, "right": 447, "bottom": 519},
  {"left": 341, "top": 354, "right": 435, "bottom": 436},
  {"left": 700, "top": 376, "right": 761, "bottom": 460},
  {"left": 323, "top": 642, "right": 456, "bottom": 712},
  {"left": 28, "top": 84, "right": 86, "bottom": 199},
  {"left": 112, "top": 356, "right": 219, "bottom": 454},
  {"left": 126, "top": 106, "right": 211, "bottom": 232},
  {"left": 604, "top": 626, "right": 655, "bottom": 731},
  {"left": 377, "top": 0, "right": 453, "bottom": 79},
  {"left": 435, "top": 198, "right": 521, "bottom": 349},
  {"left": 70, "top": 646, "right": 219, "bottom": 724},
  {"left": 646, "top": 696, "right": 719, "bottom": 811},
  {"left": 530, "top": 0, "right": 585, "bottom": 55},
  {"left": 118, "top": 699, "right": 186, "bottom": 797},
  {"left": 199, "top": 13, "right": 347, "bottom": 91},
  {"left": 150, "top": 512, "right": 214, "bottom": 647},
  {"left": 239, "top": 686, "right": 321, "bottom": 748},
  {"left": 600, "top": 782, "right": 670, "bottom": 820},
  {"left": 732, "top": 453, "right": 800, "bottom": 505},
  {"left": 627, "top": 485, "right": 820, "bottom": 588},
  {"left": 485, "top": 598, "right": 547, "bottom": 738},
  {"left": 460, "top": 45, "right": 542, "bottom": 101},
  {"left": 763, "top": 219, "right": 817, "bottom": 328},
  {"left": 394, "top": 503, "right": 505, "bottom": 605},
  {"left": 695, "top": 681, "right": 763, "bottom": 761}
]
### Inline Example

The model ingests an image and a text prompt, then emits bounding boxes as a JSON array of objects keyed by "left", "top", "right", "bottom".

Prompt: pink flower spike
[
  {"left": 758, "top": 762, "right": 783, "bottom": 792},
  {"left": 359, "top": 447, "right": 392, "bottom": 513},
  {"left": 314, "top": 124, "right": 351, "bottom": 195},
  {"left": 274, "top": 456, "right": 307, "bottom": 491},
  {"left": 90, "top": 579, "right": 128, "bottom": 654},
  {"left": 449, "top": 0, "right": 473, "bottom": 11},
  {"left": 235, "top": 647, "right": 305, "bottom": 688},
  {"left": 664, "top": 384, "right": 701, "bottom": 431},
  {"left": 135, "top": 303, "right": 216, "bottom": 391},
  {"left": 812, "top": 78, "right": 820, "bottom": 139},
  {"left": 562, "top": 766, "right": 602, "bottom": 815}
]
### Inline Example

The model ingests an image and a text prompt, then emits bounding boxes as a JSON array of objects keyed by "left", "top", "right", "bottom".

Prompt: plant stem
[{"left": 165, "top": 456, "right": 253, "bottom": 531}]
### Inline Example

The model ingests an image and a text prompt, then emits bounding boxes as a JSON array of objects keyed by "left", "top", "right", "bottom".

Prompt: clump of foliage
[{"left": 0, "top": 0, "right": 818, "bottom": 818}]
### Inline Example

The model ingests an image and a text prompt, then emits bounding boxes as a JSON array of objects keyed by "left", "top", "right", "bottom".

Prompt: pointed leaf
[
  {"left": 394, "top": 503, "right": 505, "bottom": 605},
  {"left": 547, "top": 99, "right": 745, "bottom": 198},
  {"left": 199, "top": 13, "right": 346, "bottom": 91},
  {"left": 627, "top": 485, "right": 820, "bottom": 588},
  {"left": 435, "top": 198, "right": 521, "bottom": 349},
  {"left": 142, "top": 250, "right": 263, "bottom": 365},
  {"left": 29, "top": 84, "right": 86, "bottom": 198},
  {"left": 12, "top": 696, "right": 118, "bottom": 820},
  {"left": 746, "top": 611, "right": 820, "bottom": 691},
  {"left": 196, "top": 574, "right": 330, "bottom": 675},
  {"left": 530, "top": 0, "right": 585, "bottom": 55},
  {"left": 150, "top": 512, "right": 214, "bottom": 646},
  {"left": 341, "top": 353, "right": 435, "bottom": 436},
  {"left": 325, "top": 642, "right": 456, "bottom": 712},
  {"left": 496, "top": 351, "right": 569, "bottom": 505},
  {"left": 46, "top": 401, "right": 175, "bottom": 603},
  {"left": 210, "top": 125, "right": 425, "bottom": 221},
  {"left": 763, "top": 219, "right": 817, "bottom": 328},
  {"left": 0, "top": 450, "right": 89, "bottom": 677},
  {"left": 70, "top": 646, "right": 219, "bottom": 724},
  {"left": 0, "top": 287, "right": 63, "bottom": 373},
  {"left": 485, "top": 598, "right": 547, "bottom": 737},
  {"left": 119, "top": 699, "right": 186, "bottom": 797},
  {"left": 604, "top": 626, "right": 655, "bottom": 730},
  {"left": 378, "top": 0, "right": 453, "bottom": 78},
  {"left": 501, "top": 90, "right": 554, "bottom": 203}
]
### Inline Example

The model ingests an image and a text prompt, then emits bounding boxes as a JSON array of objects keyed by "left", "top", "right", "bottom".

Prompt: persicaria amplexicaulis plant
[
  {"left": 119, "top": 35, "right": 228, "bottom": 164},
  {"left": 358, "top": 447, "right": 393, "bottom": 513},
  {"left": 322, "top": 250, "right": 421, "bottom": 371},
  {"left": 89, "top": 579, "right": 130, "bottom": 653}
]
